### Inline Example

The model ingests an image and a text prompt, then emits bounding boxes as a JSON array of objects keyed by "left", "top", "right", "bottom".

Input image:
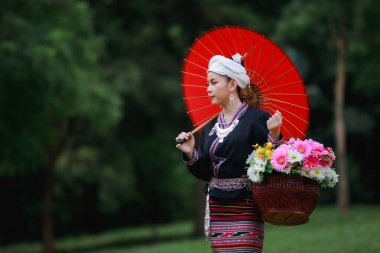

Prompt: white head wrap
[{"left": 207, "top": 53, "right": 250, "bottom": 89}]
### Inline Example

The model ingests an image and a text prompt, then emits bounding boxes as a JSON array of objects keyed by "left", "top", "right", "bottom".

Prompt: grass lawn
[
  {"left": 1, "top": 205, "right": 379, "bottom": 253},
  {"left": 263, "top": 205, "right": 380, "bottom": 253}
]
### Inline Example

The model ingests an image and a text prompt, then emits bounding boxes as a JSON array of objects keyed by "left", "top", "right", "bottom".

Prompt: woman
[{"left": 176, "top": 53, "right": 283, "bottom": 253}]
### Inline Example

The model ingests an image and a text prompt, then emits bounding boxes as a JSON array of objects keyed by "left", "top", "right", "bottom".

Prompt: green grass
[
  {"left": 91, "top": 239, "right": 210, "bottom": 253},
  {"left": 263, "top": 205, "right": 380, "bottom": 253},
  {"left": 0, "top": 221, "right": 193, "bottom": 253},
  {"left": 1, "top": 205, "right": 379, "bottom": 253}
]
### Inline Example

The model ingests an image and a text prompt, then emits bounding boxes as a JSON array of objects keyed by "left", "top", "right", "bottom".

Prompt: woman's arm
[{"left": 177, "top": 130, "right": 211, "bottom": 181}]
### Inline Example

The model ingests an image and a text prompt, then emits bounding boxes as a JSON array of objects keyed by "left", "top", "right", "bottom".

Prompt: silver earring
[{"left": 229, "top": 93, "right": 235, "bottom": 105}]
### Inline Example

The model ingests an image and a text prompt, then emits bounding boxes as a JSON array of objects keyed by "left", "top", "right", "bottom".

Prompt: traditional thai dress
[{"left": 183, "top": 102, "right": 282, "bottom": 253}]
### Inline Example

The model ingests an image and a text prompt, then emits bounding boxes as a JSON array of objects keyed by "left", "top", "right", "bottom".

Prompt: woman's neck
[{"left": 222, "top": 100, "right": 243, "bottom": 123}]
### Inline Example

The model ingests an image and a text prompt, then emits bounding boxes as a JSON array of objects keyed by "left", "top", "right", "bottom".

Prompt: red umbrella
[{"left": 181, "top": 26, "right": 309, "bottom": 140}]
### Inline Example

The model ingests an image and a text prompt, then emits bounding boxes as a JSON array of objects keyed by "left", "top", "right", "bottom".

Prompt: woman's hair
[
  {"left": 224, "top": 56, "right": 262, "bottom": 108},
  {"left": 226, "top": 76, "right": 262, "bottom": 108}
]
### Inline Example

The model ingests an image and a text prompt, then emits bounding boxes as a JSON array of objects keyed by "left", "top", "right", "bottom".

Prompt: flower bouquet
[{"left": 246, "top": 138, "right": 338, "bottom": 225}]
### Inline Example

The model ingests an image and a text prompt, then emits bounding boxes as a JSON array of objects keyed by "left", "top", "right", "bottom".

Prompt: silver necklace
[{"left": 209, "top": 119, "right": 239, "bottom": 143}]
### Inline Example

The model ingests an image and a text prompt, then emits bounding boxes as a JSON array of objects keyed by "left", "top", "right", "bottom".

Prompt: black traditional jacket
[{"left": 183, "top": 103, "right": 282, "bottom": 200}]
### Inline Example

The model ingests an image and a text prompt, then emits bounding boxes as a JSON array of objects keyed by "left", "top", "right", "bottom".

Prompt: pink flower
[
  {"left": 305, "top": 139, "right": 324, "bottom": 157},
  {"left": 293, "top": 139, "right": 311, "bottom": 158},
  {"left": 285, "top": 138, "right": 296, "bottom": 145},
  {"left": 326, "top": 148, "right": 336, "bottom": 160},
  {"left": 303, "top": 156, "right": 318, "bottom": 170},
  {"left": 317, "top": 159, "right": 329, "bottom": 167},
  {"left": 271, "top": 148, "right": 288, "bottom": 171},
  {"left": 316, "top": 148, "right": 329, "bottom": 157},
  {"left": 312, "top": 147, "right": 327, "bottom": 159}
]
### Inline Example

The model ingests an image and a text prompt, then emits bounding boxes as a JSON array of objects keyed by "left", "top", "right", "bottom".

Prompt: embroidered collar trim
[{"left": 209, "top": 103, "right": 248, "bottom": 143}]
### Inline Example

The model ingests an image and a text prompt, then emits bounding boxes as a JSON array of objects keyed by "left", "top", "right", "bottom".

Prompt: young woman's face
[{"left": 207, "top": 72, "right": 230, "bottom": 105}]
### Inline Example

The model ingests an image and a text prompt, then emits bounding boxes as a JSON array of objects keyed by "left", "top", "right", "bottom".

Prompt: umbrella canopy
[{"left": 181, "top": 26, "right": 309, "bottom": 140}]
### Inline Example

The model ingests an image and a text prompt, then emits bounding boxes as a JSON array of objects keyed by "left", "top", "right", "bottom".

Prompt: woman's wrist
[
  {"left": 269, "top": 131, "right": 280, "bottom": 140},
  {"left": 185, "top": 150, "right": 194, "bottom": 160}
]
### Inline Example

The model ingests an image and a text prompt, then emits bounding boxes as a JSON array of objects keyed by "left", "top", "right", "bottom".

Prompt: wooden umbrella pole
[{"left": 176, "top": 113, "right": 218, "bottom": 145}]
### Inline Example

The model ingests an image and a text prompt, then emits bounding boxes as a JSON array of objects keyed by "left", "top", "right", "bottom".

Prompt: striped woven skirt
[{"left": 209, "top": 197, "right": 264, "bottom": 253}]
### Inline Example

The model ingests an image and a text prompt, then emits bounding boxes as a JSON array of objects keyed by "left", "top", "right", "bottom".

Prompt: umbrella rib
[
  {"left": 247, "top": 32, "right": 259, "bottom": 78},
  {"left": 181, "top": 84, "right": 207, "bottom": 89},
  {"left": 263, "top": 97, "right": 309, "bottom": 110},
  {"left": 183, "top": 95, "right": 210, "bottom": 100},
  {"left": 187, "top": 104, "right": 215, "bottom": 113},
  {"left": 255, "top": 49, "right": 274, "bottom": 83},
  {"left": 251, "top": 36, "right": 264, "bottom": 81},
  {"left": 278, "top": 121, "right": 294, "bottom": 139},
  {"left": 265, "top": 93, "right": 307, "bottom": 97},
  {"left": 216, "top": 28, "right": 232, "bottom": 56},
  {"left": 238, "top": 27, "right": 245, "bottom": 54},
  {"left": 216, "top": 29, "right": 232, "bottom": 58},
  {"left": 226, "top": 25, "right": 238, "bottom": 54},
  {"left": 184, "top": 58, "right": 208, "bottom": 71},
  {"left": 281, "top": 116, "right": 306, "bottom": 137},
  {"left": 262, "top": 105, "right": 295, "bottom": 138},
  {"left": 256, "top": 55, "right": 286, "bottom": 86},
  {"left": 205, "top": 31, "right": 224, "bottom": 55},
  {"left": 248, "top": 31, "right": 254, "bottom": 77},
  {"left": 261, "top": 67, "right": 296, "bottom": 89},
  {"left": 195, "top": 37, "right": 216, "bottom": 56},
  {"left": 247, "top": 44, "right": 257, "bottom": 78},
  {"left": 263, "top": 104, "right": 305, "bottom": 138},
  {"left": 194, "top": 111, "right": 220, "bottom": 128},
  {"left": 260, "top": 81, "right": 303, "bottom": 93},
  {"left": 189, "top": 48, "right": 209, "bottom": 62},
  {"left": 181, "top": 71, "right": 206, "bottom": 79},
  {"left": 262, "top": 101, "right": 309, "bottom": 124}
]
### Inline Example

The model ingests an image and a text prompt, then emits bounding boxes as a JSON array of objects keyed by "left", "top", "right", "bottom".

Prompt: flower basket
[{"left": 251, "top": 172, "right": 320, "bottom": 226}]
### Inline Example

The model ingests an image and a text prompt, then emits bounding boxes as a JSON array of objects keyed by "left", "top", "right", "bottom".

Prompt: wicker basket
[{"left": 251, "top": 172, "right": 320, "bottom": 226}]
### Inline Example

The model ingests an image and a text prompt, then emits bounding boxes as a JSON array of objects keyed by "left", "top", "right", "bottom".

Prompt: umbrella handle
[
  {"left": 176, "top": 128, "right": 197, "bottom": 145},
  {"left": 176, "top": 114, "right": 218, "bottom": 145},
  {"left": 176, "top": 138, "right": 186, "bottom": 145}
]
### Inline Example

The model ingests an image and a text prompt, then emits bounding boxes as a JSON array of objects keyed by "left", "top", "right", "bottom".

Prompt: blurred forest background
[{"left": 0, "top": 0, "right": 379, "bottom": 252}]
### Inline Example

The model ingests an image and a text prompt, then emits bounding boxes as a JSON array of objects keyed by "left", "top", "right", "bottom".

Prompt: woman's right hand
[{"left": 175, "top": 132, "right": 195, "bottom": 159}]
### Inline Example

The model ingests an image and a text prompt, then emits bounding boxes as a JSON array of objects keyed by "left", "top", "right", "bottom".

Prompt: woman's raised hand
[
  {"left": 175, "top": 132, "right": 195, "bottom": 158},
  {"left": 267, "top": 110, "right": 282, "bottom": 140}
]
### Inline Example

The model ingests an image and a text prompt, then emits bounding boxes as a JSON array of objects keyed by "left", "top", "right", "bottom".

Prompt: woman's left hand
[{"left": 267, "top": 110, "right": 282, "bottom": 140}]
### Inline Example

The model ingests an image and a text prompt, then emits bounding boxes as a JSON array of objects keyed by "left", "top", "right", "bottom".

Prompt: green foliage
[
  {"left": 0, "top": 0, "right": 123, "bottom": 175},
  {"left": 55, "top": 145, "right": 137, "bottom": 213}
]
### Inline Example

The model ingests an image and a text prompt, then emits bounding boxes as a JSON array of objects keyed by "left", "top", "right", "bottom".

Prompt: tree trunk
[
  {"left": 193, "top": 180, "right": 206, "bottom": 237},
  {"left": 42, "top": 146, "right": 59, "bottom": 253},
  {"left": 334, "top": 33, "right": 349, "bottom": 214}
]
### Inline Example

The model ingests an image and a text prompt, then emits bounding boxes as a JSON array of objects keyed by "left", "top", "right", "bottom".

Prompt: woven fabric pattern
[{"left": 209, "top": 198, "right": 264, "bottom": 253}]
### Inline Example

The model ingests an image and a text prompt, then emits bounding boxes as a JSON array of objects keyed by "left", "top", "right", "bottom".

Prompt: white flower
[
  {"left": 330, "top": 170, "right": 339, "bottom": 184},
  {"left": 247, "top": 166, "right": 261, "bottom": 182},
  {"left": 253, "top": 165, "right": 264, "bottom": 172},
  {"left": 299, "top": 168, "right": 313, "bottom": 179},
  {"left": 287, "top": 149, "right": 303, "bottom": 163},
  {"left": 323, "top": 168, "right": 339, "bottom": 187},
  {"left": 319, "top": 166, "right": 330, "bottom": 176},
  {"left": 246, "top": 152, "right": 254, "bottom": 164},
  {"left": 254, "top": 158, "right": 267, "bottom": 172},
  {"left": 310, "top": 167, "right": 325, "bottom": 181}
]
